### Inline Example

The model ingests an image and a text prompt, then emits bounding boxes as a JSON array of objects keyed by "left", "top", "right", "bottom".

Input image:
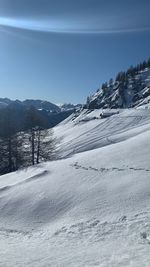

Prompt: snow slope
[
  {"left": 1, "top": 108, "right": 150, "bottom": 266},
  {"left": 55, "top": 108, "right": 150, "bottom": 158}
]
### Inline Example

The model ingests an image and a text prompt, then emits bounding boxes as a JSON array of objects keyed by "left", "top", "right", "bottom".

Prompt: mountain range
[
  {"left": 0, "top": 98, "right": 60, "bottom": 112},
  {"left": 0, "top": 98, "right": 82, "bottom": 127},
  {"left": 0, "top": 98, "right": 82, "bottom": 112}
]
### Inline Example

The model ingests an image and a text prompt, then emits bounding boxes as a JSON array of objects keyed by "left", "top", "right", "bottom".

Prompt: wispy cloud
[{"left": 0, "top": 17, "right": 150, "bottom": 35}]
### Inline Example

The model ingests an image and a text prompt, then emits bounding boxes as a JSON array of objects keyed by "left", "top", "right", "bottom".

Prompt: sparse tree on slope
[{"left": 25, "top": 106, "right": 56, "bottom": 165}]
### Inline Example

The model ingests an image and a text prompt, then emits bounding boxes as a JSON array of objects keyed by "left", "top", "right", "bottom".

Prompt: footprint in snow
[
  {"left": 140, "top": 232, "right": 150, "bottom": 244},
  {"left": 119, "top": 215, "right": 127, "bottom": 222}
]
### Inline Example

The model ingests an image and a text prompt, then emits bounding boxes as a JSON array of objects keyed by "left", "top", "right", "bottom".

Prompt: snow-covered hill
[
  {"left": 55, "top": 108, "right": 150, "bottom": 158},
  {"left": 1, "top": 107, "right": 150, "bottom": 266}
]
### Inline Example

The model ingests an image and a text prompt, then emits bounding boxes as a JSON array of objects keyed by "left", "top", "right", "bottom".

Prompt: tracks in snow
[
  {"left": 71, "top": 162, "right": 150, "bottom": 173},
  {"left": 53, "top": 210, "right": 150, "bottom": 247}
]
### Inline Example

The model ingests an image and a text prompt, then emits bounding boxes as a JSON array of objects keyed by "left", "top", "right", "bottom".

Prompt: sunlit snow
[{"left": 1, "top": 108, "right": 150, "bottom": 266}]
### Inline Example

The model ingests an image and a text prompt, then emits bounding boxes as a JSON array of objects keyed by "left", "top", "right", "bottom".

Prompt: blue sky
[{"left": 0, "top": 0, "right": 150, "bottom": 104}]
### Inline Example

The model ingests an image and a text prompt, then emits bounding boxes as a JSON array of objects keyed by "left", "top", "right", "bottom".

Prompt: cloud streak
[{"left": 0, "top": 17, "right": 150, "bottom": 35}]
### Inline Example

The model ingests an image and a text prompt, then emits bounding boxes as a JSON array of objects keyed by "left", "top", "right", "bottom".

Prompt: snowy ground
[{"left": 1, "top": 108, "right": 150, "bottom": 266}]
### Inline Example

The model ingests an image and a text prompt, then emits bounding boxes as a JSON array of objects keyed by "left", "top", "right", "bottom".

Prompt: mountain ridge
[
  {"left": 86, "top": 58, "right": 150, "bottom": 109},
  {"left": 0, "top": 98, "right": 61, "bottom": 112}
]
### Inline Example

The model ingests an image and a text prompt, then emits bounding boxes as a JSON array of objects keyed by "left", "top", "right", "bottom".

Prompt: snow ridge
[{"left": 86, "top": 67, "right": 150, "bottom": 109}]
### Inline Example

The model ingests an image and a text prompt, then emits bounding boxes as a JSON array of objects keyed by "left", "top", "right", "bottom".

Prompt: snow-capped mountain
[
  {"left": 86, "top": 60, "right": 150, "bottom": 109},
  {"left": 0, "top": 98, "right": 61, "bottom": 112},
  {"left": 0, "top": 98, "right": 74, "bottom": 127},
  {"left": 22, "top": 99, "right": 61, "bottom": 113},
  {"left": 57, "top": 103, "right": 82, "bottom": 111}
]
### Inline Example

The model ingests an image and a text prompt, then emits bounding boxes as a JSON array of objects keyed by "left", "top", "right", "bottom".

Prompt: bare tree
[
  {"left": 25, "top": 106, "right": 56, "bottom": 166},
  {"left": 36, "top": 128, "right": 56, "bottom": 164}
]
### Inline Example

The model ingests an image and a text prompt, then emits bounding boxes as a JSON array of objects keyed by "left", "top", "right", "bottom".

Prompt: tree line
[
  {"left": 101, "top": 58, "right": 150, "bottom": 92},
  {"left": 86, "top": 57, "right": 150, "bottom": 108},
  {"left": 0, "top": 106, "right": 56, "bottom": 175}
]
